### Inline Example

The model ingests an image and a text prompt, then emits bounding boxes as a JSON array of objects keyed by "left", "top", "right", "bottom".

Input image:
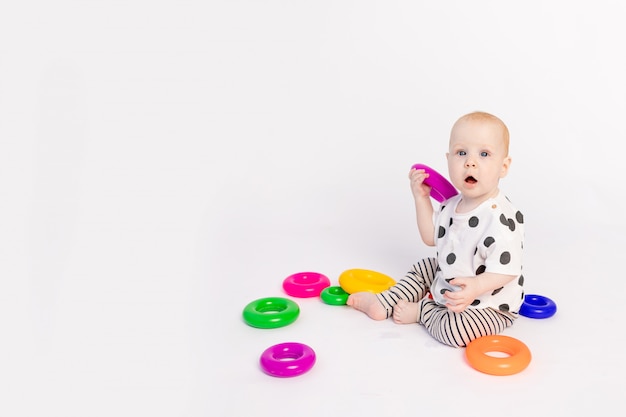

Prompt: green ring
[
  {"left": 242, "top": 297, "right": 300, "bottom": 329},
  {"left": 320, "top": 286, "right": 349, "bottom": 306}
]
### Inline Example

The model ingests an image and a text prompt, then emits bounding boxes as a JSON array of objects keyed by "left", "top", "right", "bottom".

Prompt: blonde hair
[{"left": 452, "top": 111, "right": 510, "bottom": 155}]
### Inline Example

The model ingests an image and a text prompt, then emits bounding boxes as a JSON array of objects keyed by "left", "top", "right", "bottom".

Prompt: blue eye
[
  {"left": 480, "top": 151, "right": 488, "bottom": 157},
  {"left": 458, "top": 150, "right": 466, "bottom": 156}
]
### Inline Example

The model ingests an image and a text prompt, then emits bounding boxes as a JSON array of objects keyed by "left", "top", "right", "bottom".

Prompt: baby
[{"left": 347, "top": 111, "right": 525, "bottom": 348}]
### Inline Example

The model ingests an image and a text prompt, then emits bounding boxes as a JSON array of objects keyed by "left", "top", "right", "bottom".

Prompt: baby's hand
[
  {"left": 408, "top": 168, "right": 432, "bottom": 199},
  {"left": 443, "top": 277, "right": 483, "bottom": 313}
]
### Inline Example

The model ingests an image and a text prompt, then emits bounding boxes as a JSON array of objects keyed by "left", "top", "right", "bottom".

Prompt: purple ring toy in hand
[
  {"left": 259, "top": 342, "right": 316, "bottom": 378},
  {"left": 411, "top": 163, "right": 458, "bottom": 202}
]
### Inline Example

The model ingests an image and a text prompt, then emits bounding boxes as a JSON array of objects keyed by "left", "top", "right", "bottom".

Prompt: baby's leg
[
  {"left": 346, "top": 292, "right": 388, "bottom": 320},
  {"left": 381, "top": 257, "right": 436, "bottom": 306},
  {"left": 392, "top": 299, "right": 421, "bottom": 324},
  {"left": 347, "top": 258, "right": 437, "bottom": 321},
  {"left": 419, "top": 301, "right": 516, "bottom": 348}
]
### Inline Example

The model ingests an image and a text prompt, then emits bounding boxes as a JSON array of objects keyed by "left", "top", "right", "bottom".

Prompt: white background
[{"left": 1, "top": 1, "right": 625, "bottom": 416}]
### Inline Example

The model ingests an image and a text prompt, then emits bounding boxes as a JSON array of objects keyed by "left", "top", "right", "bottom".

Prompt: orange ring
[{"left": 465, "top": 335, "right": 531, "bottom": 376}]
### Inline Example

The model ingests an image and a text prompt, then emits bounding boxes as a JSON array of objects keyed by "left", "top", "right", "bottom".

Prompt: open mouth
[{"left": 465, "top": 176, "right": 477, "bottom": 184}]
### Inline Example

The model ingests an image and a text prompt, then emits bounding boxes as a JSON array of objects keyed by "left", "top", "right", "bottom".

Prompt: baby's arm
[
  {"left": 409, "top": 168, "right": 435, "bottom": 246},
  {"left": 443, "top": 273, "right": 516, "bottom": 313}
]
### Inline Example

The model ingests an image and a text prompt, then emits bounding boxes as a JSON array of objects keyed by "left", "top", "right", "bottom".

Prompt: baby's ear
[{"left": 500, "top": 156, "right": 512, "bottom": 178}]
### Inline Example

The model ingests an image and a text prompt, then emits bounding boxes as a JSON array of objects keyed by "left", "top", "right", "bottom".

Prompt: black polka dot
[
  {"left": 499, "top": 214, "right": 509, "bottom": 226},
  {"left": 499, "top": 304, "right": 510, "bottom": 312},
  {"left": 449, "top": 218, "right": 454, "bottom": 226},
  {"left": 491, "top": 287, "right": 503, "bottom": 296},
  {"left": 474, "top": 247, "right": 478, "bottom": 255},
  {"left": 445, "top": 277, "right": 454, "bottom": 283},
  {"left": 446, "top": 253, "right": 456, "bottom": 265},
  {"left": 440, "top": 288, "right": 450, "bottom": 295},
  {"left": 484, "top": 236, "right": 495, "bottom": 247},
  {"left": 438, "top": 226, "right": 446, "bottom": 238},
  {"left": 507, "top": 218, "right": 516, "bottom": 232},
  {"left": 516, "top": 211, "right": 524, "bottom": 224},
  {"left": 500, "top": 251, "right": 511, "bottom": 264},
  {"left": 469, "top": 216, "right": 479, "bottom": 227},
  {"left": 471, "top": 299, "right": 481, "bottom": 306},
  {"left": 475, "top": 265, "right": 486, "bottom": 275},
  {"left": 518, "top": 275, "right": 524, "bottom": 286}
]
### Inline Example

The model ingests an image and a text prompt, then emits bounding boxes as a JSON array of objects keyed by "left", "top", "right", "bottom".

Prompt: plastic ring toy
[
  {"left": 338, "top": 269, "right": 396, "bottom": 294},
  {"left": 320, "top": 286, "right": 349, "bottom": 305},
  {"left": 411, "top": 163, "right": 458, "bottom": 203},
  {"left": 520, "top": 294, "right": 557, "bottom": 319},
  {"left": 465, "top": 335, "right": 532, "bottom": 376},
  {"left": 259, "top": 342, "right": 316, "bottom": 378},
  {"left": 242, "top": 297, "right": 300, "bottom": 329},
  {"left": 282, "top": 272, "right": 331, "bottom": 298}
]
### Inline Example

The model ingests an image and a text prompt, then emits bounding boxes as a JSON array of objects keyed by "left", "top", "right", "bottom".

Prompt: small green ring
[
  {"left": 320, "top": 286, "right": 349, "bottom": 306},
  {"left": 242, "top": 297, "right": 300, "bottom": 329}
]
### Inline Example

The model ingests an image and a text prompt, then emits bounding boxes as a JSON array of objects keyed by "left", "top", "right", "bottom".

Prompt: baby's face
[{"left": 446, "top": 119, "right": 510, "bottom": 204}]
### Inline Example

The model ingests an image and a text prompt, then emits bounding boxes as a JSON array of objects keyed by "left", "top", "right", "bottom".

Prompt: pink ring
[
  {"left": 411, "top": 163, "right": 458, "bottom": 202},
  {"left": 282, "top": 272, "right": 330, "bottom": 298},
  {"left": 259, "top": 342, "right": 316, "bottom": 378}
]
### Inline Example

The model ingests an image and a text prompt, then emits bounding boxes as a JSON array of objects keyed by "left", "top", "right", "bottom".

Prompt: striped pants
[{"left": 376, "top": 257, "right": 517, "bottom": 348}]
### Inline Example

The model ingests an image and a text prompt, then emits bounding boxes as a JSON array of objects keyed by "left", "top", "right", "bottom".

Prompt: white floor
[{"left": 2, "top": 2, "right": 625, "bottom": 416}]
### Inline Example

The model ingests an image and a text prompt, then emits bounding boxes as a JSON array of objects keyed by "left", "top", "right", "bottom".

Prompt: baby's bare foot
[
  {"left": 392, "top": 300, "right": 420, "bottom": 324},
  {"left": 346, "top": 292, "right": 388, "bottom": 320}
]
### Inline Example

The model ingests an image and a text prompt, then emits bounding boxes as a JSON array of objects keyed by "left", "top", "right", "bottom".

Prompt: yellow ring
[{"left": 338, "top": 269, "right": 396, "bottom": 294}]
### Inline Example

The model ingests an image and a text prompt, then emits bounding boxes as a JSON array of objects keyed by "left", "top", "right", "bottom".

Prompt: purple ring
[
  {"left": 411, "top": 163, "right": 458, "bottom": 202},
  {"left": 259, "top": 342, "right": 316, "bottom": 378},
  {"left": 282, "top": 272, "right": 331, "bottom": 298}
]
